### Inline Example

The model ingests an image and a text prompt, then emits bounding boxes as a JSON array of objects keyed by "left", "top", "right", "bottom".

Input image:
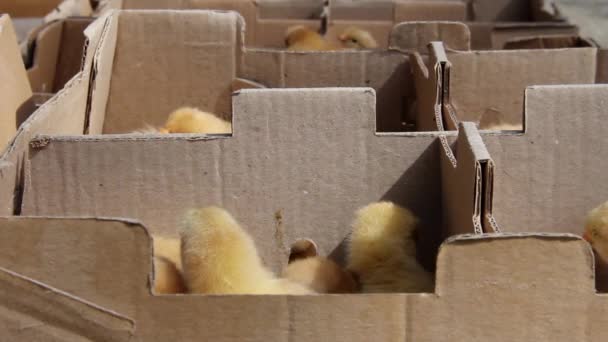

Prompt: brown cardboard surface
[
  {"left": 467, "top": 21, "right": 579, "bottom": 49},
  {"left": 0, "top": 11, "right": 106, "bottom": 216},
  {"left": 410, "top": 42, "right": 446, "bottom": 131},
  {"left": 433, "top": 42, "right": 598, "bottom": 128},
  {"left": 0, "top": 15, "right": 33, "bottom": 151},
  {"left": 484, "top": 85, "right": 608, "bottom": 235},
  {"left": 468, "top": 0, "right": 562, "bottom": 22},
  {"left": 502, "top": 34, "right": 595, "bottom": 49},
  {"left": 329, "top": 0, "right": 467, "bottom": 22},
  {"left": 2, "top": 215, "right": 608, "bottom": 340},
  {"left": 25, "top": 20, "right": 63, "bottom": 93},
  {"left": 84, "top": 10, "right": 448, "bottom": 134},
  {"left": 598, "top": 48, "right": 608, "bottom": 83},
  {"left": 0, "top": 0, "right": 63, "bottom": 17},
  {"left": 24, "top": 88, "right": 449, "bottom": 272},
  {"left": 440, "top": 123, "right": 492, "bottom": 236},
  {"left": 389, "top": 21, "right": 471, "bottom": 52},
  {"left": 0, "top": 265, "right": 134, "bottom": 341}
]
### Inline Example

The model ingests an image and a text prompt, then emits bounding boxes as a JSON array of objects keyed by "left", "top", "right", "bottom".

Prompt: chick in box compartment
[
  {"left": 132, "top": 107, "right": 232, "bottom": 134},
  {"left": 583, "top": 201, "right": 608, "bottom": 263},
  {"left": 285, "top": 25, "right": 378, "bottom": 51}
]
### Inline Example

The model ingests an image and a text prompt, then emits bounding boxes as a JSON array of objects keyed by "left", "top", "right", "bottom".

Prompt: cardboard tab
[
  {"left": 0, "top": 217, "right": 151, "bottom": 316},
  {"left": 0, "top": 15, "right": 33, "bottom": 151},
  {"left": 437, "top": 234, "right": 595, "bottom": 296},
  {"left": 0, "top": 266, "right": 134, "bottom": 341},
  {"left": 440, "top": 123, "right": 492, "bottom": 236},
  {"left": 389, "top": 21, "right": 471, "bottom": 52},
  {"left": 411, "top": 42, "right": 448, "bottom": 131}
]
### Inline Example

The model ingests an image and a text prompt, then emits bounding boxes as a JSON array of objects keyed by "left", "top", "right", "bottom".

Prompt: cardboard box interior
[
  {"left": 0, "top": 0, "right": 63, "bottom": 18},
  {"left": 24, "top": 17, "right": 93, "bottom": 93},
  {"left": 412, "top": 41, "right": 601, "bottom": 131}
]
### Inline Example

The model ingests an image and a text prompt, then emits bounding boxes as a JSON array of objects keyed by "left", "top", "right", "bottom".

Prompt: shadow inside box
[{"left": 329, "top": 139, "right": 442, "bottom": 274}]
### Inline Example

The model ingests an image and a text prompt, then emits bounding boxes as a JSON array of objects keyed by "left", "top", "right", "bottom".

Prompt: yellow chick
[
  {"left": 153, "top": 235, "right": 182, "bottom": 270},
  {"left": 131, "top": 107, "right": 231, "bottom": 134},
  {"left": 153, "top": 256, "right": 187, "bottom": 294},
  {"left": 163, "top": 107, "right": 231, "bottom": 134},
  {"left": 338, "top": 27, "right": 378, "bottom": 49},
  {"left": 285, "top": 25, "right": 339, "bottom": 51},
  {"left": 347, "top": 201, "right": 434, "bottom": 293},
  {"left": 288, "top": 238, "right": 319, "bottom": 263},
  {"left": 283, "top": 256, "right": 359, "bottom": 293},
  {"left": 480, "top": 122, "right": 523, "bottom": 131},
  {"left": 180, "top": 207, "right": 314, "bottom": 295},
  {"left": 583, "top": 201, "right": 608, "bottom": 263}
]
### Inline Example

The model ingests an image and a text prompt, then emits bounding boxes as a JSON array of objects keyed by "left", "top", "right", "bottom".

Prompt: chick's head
[{"left": 338, "top": 27, "right": 378, "bottom": 49}]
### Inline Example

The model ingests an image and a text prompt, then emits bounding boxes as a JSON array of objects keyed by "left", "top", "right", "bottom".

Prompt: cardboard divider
[
  {"left": 0, "top": 15, "right": 33, "bottom": 151},
  {"left": 0, "top": 265, "right": 134, "bottom": 341},
  {"left": 410, "top": 42, "right": 446, "bottom": 132},
  {"left": 502, "top": 34, "right": 596, "bottom": 50},
  {"left": 1, "top": 217, "right": 607, "bottom": 340},
  {"left": 0, "top": 217, "right": 151, "bottom": 316},
  {"left": 25, "top": 17, "right": 93, "bottom": 94},
  {"left": 440, "top": 123, "right": 492, "bottom": 236},
  {"left": 419, "top": 41, "right": 599, "bottom": 130}
]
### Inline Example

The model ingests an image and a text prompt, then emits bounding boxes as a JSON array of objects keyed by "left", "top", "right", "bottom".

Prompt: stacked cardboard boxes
[{"left": 0, "top": 1, "right": 607, "bottom": 341}]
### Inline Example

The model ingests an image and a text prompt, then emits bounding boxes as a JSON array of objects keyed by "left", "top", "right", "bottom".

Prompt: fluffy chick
[
  {"left": 480, "top": 122, "right": 523, "bottom": 131},
  {"left": 338, "top": 27, "right": 378, "bottom": 49},
  {"left": 283, "top": 256, "right": 359, "bottom": 293},
  {"left": 131, "top": 107, "right": 230, "bottom": 134},
  {"left": 180, "top": 207, "right": 314, "bottom": 295},
  {"left": 153, "top": 256, "right": 187, "bottom": 294},
  {"left": 347, "top": 202, "right": 434, "bottom": 293},
  {"left": 163, "top": 107, "right": 231, "bottom": 134},
  {"left": 583, "top": 201, "right": 608, "bottom": 263},
  {"left": 153, "top": 235, "right": 182, "bottom": 270},
  {"left": 285, "top": 25, "right": 339, "bottom": 51}
]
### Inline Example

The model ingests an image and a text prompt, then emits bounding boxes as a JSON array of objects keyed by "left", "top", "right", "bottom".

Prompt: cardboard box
[
  {"left": 412, "top": 40, "right": 606, "bottom": 131},
  {"left": 0, "top": 13, "right": 106, "bottom": 216},
  {"left": 2, "top": 9, "right": 608, "bottom": 341},
  {"left": 23, "top": 17, "right": 93, "bottom": 93}
]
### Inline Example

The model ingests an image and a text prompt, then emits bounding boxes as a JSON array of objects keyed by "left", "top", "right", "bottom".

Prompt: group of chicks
[{"left": 152, "top": 201, "right": 433, "bottom": 295}]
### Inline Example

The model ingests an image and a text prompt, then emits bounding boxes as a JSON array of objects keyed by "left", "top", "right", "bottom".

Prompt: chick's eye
[{"left": 593, "top": 230, "right": 600, "bottom": 237}]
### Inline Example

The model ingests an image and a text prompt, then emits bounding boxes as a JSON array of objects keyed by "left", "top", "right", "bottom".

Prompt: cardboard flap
[
  {"left": 26, "top": 20, "right": 63, "bottom": 93},
  {"left": 0, "top": 217, "right": 151, "bottom": 316},
  {"left": 445, "top": 46, "right": 597, "bottom": 127},
  {"left": 485, "top": 85, "right": 608, "bottom": 234},
  {"left": 0, "top": 266, "right": 134, "bottom": 341},
  {"left": 411, "top": 42, "right": 447, "bottom": 131},
  {"left": 440, "top": 122, "right": 491, "bottom": 236},
  {"left": 389, "top": 21, "right": 471, "bottom": 52},
  {"left": 436, "top": 234, "right": 595, "bottom": 296},
  {"left": 0, "top": 15, "right": 33, "bottom": 151},
  {"left": 90, "top": 10, "right": 242, "bottom": 134}
]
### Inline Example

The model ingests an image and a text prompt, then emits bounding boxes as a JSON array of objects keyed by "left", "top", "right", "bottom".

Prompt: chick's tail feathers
[{"left": 347, "top": 201, "right": 433, "bottom": 293}]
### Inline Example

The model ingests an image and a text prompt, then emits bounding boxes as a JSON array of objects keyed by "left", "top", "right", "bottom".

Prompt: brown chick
[
  {"left": 347, "top": 201, "right": 434, "bottom": 293},
  {"left": 583, "top": 201, "right": 608, "bottom": 263},
  {"left": 153, "top": 256, "right": 187, "bottom": 294},
  {"left": 283, "top": 256, "right": 359, "bottom": 293},
  {"left": 285, "top": 25, "right": 339, "bottom": 51},
  {"left": 338, "top": 27, "right": 378, "bottom": 49}
]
